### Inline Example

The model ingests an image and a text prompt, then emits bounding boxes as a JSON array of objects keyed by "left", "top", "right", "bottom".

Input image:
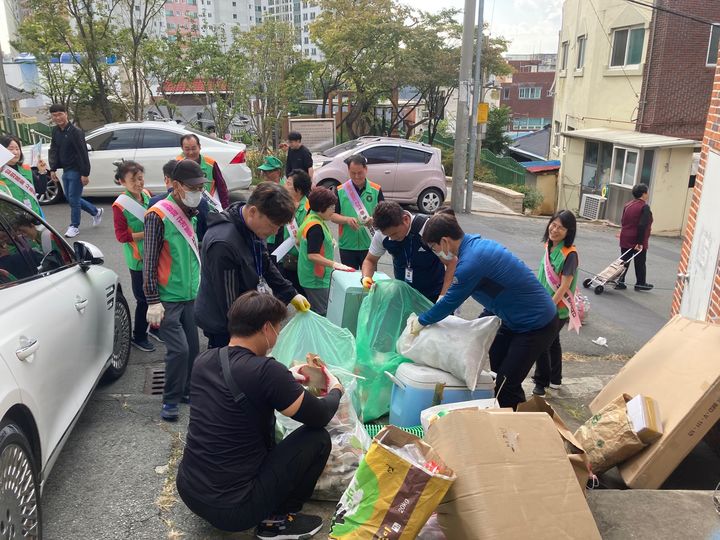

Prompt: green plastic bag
[
  {"left": 354, "top": 280, "right": 433, "bottom": 422},
  {"left": 271, "top": 310, "right": 357, "bottom": 376}
]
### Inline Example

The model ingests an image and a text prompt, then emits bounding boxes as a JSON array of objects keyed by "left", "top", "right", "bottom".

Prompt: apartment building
[{"left": 499, "top": 57, "right": 556, "bottom": 132}]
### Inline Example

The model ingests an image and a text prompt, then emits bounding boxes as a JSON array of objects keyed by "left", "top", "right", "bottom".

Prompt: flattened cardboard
[
  {"left": 591, "top": 316, "right": 720, "bottom": 489},
  {"left": 425, "top": 410, "right": 601, "bottom": 540}
]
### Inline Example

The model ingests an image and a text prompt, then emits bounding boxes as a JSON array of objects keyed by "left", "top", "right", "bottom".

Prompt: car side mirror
[
  {"left": 86, "top": 143, "right": 93, "bottom": 152},
  {"left": 74, "top": 241, "right": 104, "bottom": 271}
]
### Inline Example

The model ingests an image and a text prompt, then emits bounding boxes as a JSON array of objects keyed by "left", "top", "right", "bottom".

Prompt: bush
[
  {"left": 473, "top": 164, "right": 496, "bottom": 184},
  {"left": 439, "top": 146, "right": 453, "bottom": 177},
  {"left": 507, "top": 184, "right": 544, "bottom": 213}
]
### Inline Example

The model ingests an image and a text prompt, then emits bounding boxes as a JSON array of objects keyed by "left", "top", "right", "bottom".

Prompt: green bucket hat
[{"left": 258, "top": 155, "right": 283, "bottom": 171}]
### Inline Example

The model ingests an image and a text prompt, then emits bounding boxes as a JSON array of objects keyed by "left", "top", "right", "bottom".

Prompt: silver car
[
  {"left": 26, "top": 121, "right": 252, "bottom": 205},
  {"left": 312, "top": 137, "right": 447, "bottom": 214},
  {"left": 0, "top": 193, "right": 130, "bottom": 538}
]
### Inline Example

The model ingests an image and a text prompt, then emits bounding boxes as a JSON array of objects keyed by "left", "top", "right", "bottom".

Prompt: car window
[
  {"left": 0, "top": 199, "right": 75, "bottom": 289},
  {"left": 93, "top": 129, "right": 140, "bottom": 151},
  {"left": 141, "top": 129, "right": 182, "bottom": 149},
  {"left": 323, "top": 140, "right": 364, "bottom": 157},
  {"left": 361, "top": 145, "right": 398, "bottom": 165},
  {"left": 399, "top": 147, "right": 432, "bottom": 165}
]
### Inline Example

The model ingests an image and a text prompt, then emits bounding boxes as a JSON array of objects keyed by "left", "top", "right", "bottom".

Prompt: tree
[
  {"left": 141, "top": 36, "right": 188, "bottom": 120},
  {"left": 484, "top": 105, "right": 513, "bottom": 154},
  {"left": 308, "top": 60, "right": 347, "bottom": 119}
]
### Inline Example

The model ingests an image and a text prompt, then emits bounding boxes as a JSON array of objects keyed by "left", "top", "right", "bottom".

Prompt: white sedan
[
  {"left": 25, "top": 121, "right": 252, "bottom": 205},
  {"left": 0, "top": 192, "right": 130, "bottom": 537}
]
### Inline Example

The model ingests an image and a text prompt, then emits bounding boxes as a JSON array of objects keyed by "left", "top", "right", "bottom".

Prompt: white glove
[
  {"left": 146, "top": 303, "right": 165, "bottom": 328},
  {"left": 322, "top": 366, "right": 343, "bottom": 395},
  {"left": 289, "top": 365, "right": 309, "bottom": 384}
]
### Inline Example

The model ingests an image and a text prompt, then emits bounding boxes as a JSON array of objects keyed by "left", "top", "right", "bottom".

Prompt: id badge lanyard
[
  {"left": 404, "top": 235, "right": 414, "bottom": 284},
  {"left": 239, "top": 208, "right": 271, "bottom": 293}
]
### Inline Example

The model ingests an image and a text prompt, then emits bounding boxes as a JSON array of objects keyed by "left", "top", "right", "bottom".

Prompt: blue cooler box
[
  {"left": 388, "top": 363, "right": 495, "bottom": 427},
  {"left": 326, "top": 271, "right": 390, "bottom": 336}
]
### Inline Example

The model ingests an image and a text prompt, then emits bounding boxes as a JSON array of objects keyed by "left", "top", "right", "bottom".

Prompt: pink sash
[
  {"left": 153, "top": 198, "right": 200, "bottom": 264},
  {"left": 543, "top": 245, "right": 581, "bottom": 334},
  {"left": 1, "top": 166, "right": 37, "bottom": 201},
  {"left": 342, "top": 179, "right": 375, "bottom": 239}
]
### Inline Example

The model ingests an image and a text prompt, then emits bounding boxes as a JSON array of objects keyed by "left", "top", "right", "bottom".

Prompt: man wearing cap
[
  {"left": 177, "top": 134, "right": 230, "bottom": 211},
  {"left": 144, "top": 159, "right": 204, "bottom": 422},
  {"left": 258, "top": 156, "right": 284, "bottom": 184},
  {"left": 330, "top": 154, "right": 384, "bottom": 269}
]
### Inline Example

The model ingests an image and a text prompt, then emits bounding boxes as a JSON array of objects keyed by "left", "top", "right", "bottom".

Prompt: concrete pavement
[{"left": 35, "top": 196, "right": 720, "bottom": 539}]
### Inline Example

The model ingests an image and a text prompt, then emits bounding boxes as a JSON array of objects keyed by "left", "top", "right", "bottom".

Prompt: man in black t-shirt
[
  {"left": 284, "top": 132, "right": 314, "bottom": 179},
  {"left": 177, "top": 291, "right": 342, "bottom": 539}
]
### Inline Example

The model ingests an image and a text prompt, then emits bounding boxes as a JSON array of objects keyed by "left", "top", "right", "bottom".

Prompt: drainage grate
[{"left": 144, "top": 367, "right": 165, "bottom": 395}]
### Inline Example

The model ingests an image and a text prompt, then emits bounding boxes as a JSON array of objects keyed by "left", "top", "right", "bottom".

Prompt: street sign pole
[
  {"left": 0, "top": 43, "right": 16, "bottom": 136},
  {"left": 465, "top": 0, "right": 484, "bottom": 214},
  {"left": 450, "top": 0, "right": 477, "bottom": 213}
]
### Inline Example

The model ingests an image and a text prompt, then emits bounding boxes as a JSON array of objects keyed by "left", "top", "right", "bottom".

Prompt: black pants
[
  {"left": 176, "top": 426, "right": 331, "bottom": 532},
  {"left": 129, "top": 269, "right": 148, "bottom": 342},
  {"left": 488, "top": 315, "right": 560, "bottom": 409},
  {"left": 204, "top": 330, "right": 230, "bottom": 349},
  {"left": 533, "top": 318, "right": 568, "bottom": 387},
  {"left": 619, "top": 247, "right": 648, "bottom": 285},
  {"left": 339, "top": 249, "right": 367, "bottom": 270}
]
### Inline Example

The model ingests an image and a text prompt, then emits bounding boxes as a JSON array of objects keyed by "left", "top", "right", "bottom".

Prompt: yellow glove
[
  {"left": 409, "top": 315, "right": 424, "bottom": 336},
  {"left": 361, "top": 276, "right": 374, "bottom": 289},
  {"left": 290, "top": 294, "right": 311, "bottom": 312}
]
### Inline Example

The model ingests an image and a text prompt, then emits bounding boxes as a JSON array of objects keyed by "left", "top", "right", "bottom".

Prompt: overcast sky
[{"left": 399, "top": 0, "right": 563, "bottom": 55}]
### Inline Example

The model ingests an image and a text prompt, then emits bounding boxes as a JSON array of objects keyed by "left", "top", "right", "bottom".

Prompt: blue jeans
[{"left": 62, "top": 169, "right": 98, "bottom": 227}]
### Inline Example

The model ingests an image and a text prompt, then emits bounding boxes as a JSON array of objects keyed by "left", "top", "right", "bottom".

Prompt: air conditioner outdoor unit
[{"left": 579, "top": 193, "right": 607, "bottom": 221}]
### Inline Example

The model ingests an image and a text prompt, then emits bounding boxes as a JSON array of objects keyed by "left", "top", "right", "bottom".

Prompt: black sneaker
[
  {"left": 256, "top": 513, "right": 323, "bottom": 539},
  {"left": 614, "top": 282, "right": 627, "bottom": 290},
  {"left": 532, "top": 383, "right": 546, "bottom": 397},
  {"left": 131, "top": 338, "right": 155, "bottom": 352},
  {"left": 634, "top": 283, "right": 654, "bottom": 291},
  {"left": 148, "top": 328, "right": 164, "bottom": 343}
]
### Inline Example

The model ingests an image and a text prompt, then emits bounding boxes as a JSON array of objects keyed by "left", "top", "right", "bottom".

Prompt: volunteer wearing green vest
[
  {"left": 112, "top": 160, "right": 155, "bottom": 353},
  {"left": 0, "top": 135, "right": 47, "bottom": 218},
  {"left": 268, "top": 169, "right": 312, "bottom": 294},
  {"left": 178, "top": 134, "right": 230, "bottom": 210},
  {"left": 258, "top": 155, "right": 284, "bottom": 184},
  {"left": 330, "top": 154, "right": 384, "bottom": 269},
  {"left": 532, "top": 210, "right": 580, "bottom": 397},
  {"left": 299, "top": 187, "right": 355, "bottom": 315},
  {"left": 144, "top": 159, "right": 204, "bottom": 422}
]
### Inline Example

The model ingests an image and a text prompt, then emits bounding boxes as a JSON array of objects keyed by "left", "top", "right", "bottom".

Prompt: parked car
[
  {"left": 312, "top": 137, "right": 447, "bottom": 214},
  {"left": 0, "top": 193, "right": 131, "bottom": 537},
  {"left": 25, "top": 121, "right": 252, "bottom": 205}
]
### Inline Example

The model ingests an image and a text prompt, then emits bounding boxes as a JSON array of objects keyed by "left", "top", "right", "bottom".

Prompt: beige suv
[{"left": 312, "top": 137, "right": 447, "bottom": 214}]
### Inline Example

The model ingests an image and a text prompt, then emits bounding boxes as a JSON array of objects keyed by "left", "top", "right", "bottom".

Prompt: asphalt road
[{"left": 35, "top": 194, "right": 687, "bottom": 538}]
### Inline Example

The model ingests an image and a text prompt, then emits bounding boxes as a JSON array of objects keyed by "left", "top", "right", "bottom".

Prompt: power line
[{"left": 624, "top": 0, "right": 715, "bottom": 27}]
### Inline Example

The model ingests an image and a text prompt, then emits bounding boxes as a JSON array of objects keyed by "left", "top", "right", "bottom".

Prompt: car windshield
[{"left": 322, "top": 139, "right": 365, "bottom": 157}]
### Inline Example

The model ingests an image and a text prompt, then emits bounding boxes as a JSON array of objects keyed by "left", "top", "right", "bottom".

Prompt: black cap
[{"left": 172, "top": 159, "right": 206, "bottom": 186}]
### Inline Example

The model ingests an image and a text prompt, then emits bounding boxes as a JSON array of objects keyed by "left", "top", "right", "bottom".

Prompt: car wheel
[
  {"left": 38, "top": 180, "right": 62, "bottom": 206},
  {"left": 102, "top": 290, "right": 131, "bottom": 383},
  {"left": 0, "top": 421, "right": 42, "bottom": 540},
  {"left": 417, "top": 188, "right": 444, "bottom": 214},
  {"left": 318, "top": 179, "right": 340, "bottom": 194}
]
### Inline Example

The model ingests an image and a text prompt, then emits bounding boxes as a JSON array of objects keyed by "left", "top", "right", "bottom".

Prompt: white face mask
[
  {"left": 435, "top": 250, "right": 456, "bottom": 261},
  {"left": 182, "top": 189, "right": 203, "bottom": 208}
]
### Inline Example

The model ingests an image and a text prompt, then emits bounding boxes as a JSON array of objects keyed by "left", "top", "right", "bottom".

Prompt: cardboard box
[
  {"left": 590, "top": 316, "right": 720, "bottom": 489},
  {"left": 517, "top": 396, "right": 591, "bottom": 489},
  {"left": 626, "top": 394, "right": 663, "bottom": 444},
  {"left": 425, "top": 409, "right": 601, "bottom": 540}
]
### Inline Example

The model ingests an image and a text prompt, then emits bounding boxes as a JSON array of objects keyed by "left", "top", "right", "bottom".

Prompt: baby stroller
[{"left": 582, "top": 248, "right": 642, "bottom": 295}]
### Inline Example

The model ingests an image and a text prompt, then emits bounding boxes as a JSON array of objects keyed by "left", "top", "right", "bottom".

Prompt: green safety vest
[
  {"left": 112, "top": 189, "right": 151, "bottom": 271},
  {"left": 337, "top": 180, "right": 381, "bottom": 251},
  {"left": 298, "top": 211, "right": 334, "bottom": 289},
  {"left": 146, "top": 194, "right": 200, "bottom": 303},
  {"left": 538, "top": 242, "right": 579, "bottom": 320},
  {"left": 1, "top": 164, "right": 43, "bottom": 217}
]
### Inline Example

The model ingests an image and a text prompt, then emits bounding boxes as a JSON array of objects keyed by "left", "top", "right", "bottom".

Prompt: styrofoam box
[
  {"left": 326, "top": 271, "right": 390, "bottom": 336},
  {"left": 389, "top": 363, "right": 495, "bottom": 427}
]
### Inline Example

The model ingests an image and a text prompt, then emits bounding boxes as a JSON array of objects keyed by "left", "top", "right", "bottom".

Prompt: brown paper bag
[
  {"left": 517, "top": 396, "right": 591, "bottom": 489},
  {"left": 574, "top": 394, "right": 645, "bottom": 473}
]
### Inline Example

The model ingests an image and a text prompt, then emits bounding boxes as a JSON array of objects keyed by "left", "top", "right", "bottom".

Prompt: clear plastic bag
[{"left": 354, "top": 280, "right": 434, "bottom": 421}]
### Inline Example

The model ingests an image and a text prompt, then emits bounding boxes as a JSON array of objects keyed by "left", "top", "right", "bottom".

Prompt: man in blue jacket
[{"left": 413, "top": 209, "right": 559, "bottom": 409}]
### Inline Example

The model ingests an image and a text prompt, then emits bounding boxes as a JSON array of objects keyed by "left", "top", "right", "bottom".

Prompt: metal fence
[
  {"left": 479, "top": 148, "right": 526, "bottom": 186},
  {"left": 0, "top": 116, "right": 52, "bottom": 145}
]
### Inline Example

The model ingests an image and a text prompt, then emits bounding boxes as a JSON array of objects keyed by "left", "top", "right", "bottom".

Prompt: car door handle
[
  {"left": 16, "top": 337, "right": 39, "bottom": 361},
  {"left": 384, "top": 170, "right": 391, "bottom": 174},
  {"left": 75, "top": 296, "right": 89, "bottom": 311}
]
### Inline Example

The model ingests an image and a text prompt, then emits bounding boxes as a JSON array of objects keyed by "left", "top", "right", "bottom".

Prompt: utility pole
[
  {"left": 0, "top": 42, "right": 16, "bottom": 136},
  {"left": 450, "top": 0, "right": 477, "bottom": 213},
  {"left": 465, "top": 0, "right": 484, "bottom": 214}
]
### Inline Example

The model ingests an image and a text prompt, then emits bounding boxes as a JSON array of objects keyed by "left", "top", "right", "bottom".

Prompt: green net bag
[
  {"left": 271, "top": 310, "right": 357, "bottom": 377},
  {"left": 354, "top": 280, "right": 434, "bottom": 422}
]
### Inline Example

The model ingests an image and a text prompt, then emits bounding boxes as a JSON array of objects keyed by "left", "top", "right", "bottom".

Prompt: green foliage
[
  {"left": 246, "top": 148, "right": 287, "bottom": 185},
  {"left": 474, "top": 164, "right": 497, "bottom": 184},
  {"left": 483, "top": 106, "right": 514, "bottom": 155},
  {"left": 440, "top": 147, "right": 454, "bottom": 177},
  {"left": 507, "top": 184, "right": 544, "bottom": 213}
]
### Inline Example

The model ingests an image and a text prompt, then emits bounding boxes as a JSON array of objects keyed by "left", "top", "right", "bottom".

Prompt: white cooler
[{"left": 326, "top": 271, "right": 390, "bottom": 335}]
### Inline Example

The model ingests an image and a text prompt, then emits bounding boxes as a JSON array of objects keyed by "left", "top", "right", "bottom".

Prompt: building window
[
  {"left": 611, "top": 147, "right": 639, "bottom": 185},
  {"left": 311, "top": 47, "right": 316, "bottom": 55},
  {"left": 610, "top": 26, "right": 645, "bottom": 67},
  {"left": 233, "top": 13, "right": 237, "bottom": 18},
  {"left": 518, "top": 87, "right": 541, "bottom": 100},
  {"left": 304, "top": 37, "right": 309, "bottom": 44},
  {"left": 502, "top": 87, "right": 510, "bottom": 100},
  {"left": 576, "top": 35, "right": 586, "bottom": 69},
  {"left": 560, "top": 41, "right": 568, "bottom": 70},
  {"left": 554, "top": 121, "right": 561, "bottom": 148},
  {"left": 310, "top": 12, "right": 315, "bottom": 19},
  {"left": 707, "top": 24, "right": 720, "bottom": 65}
]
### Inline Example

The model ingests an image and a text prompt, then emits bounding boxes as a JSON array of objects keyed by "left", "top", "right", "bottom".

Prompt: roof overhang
[{"left": 561, "top": 128, "right": 699, "bottom": 149}]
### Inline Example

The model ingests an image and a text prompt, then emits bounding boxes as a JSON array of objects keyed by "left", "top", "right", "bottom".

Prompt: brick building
[{"left": 499, "top": 59, "right": 556, "bottom": 132}]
